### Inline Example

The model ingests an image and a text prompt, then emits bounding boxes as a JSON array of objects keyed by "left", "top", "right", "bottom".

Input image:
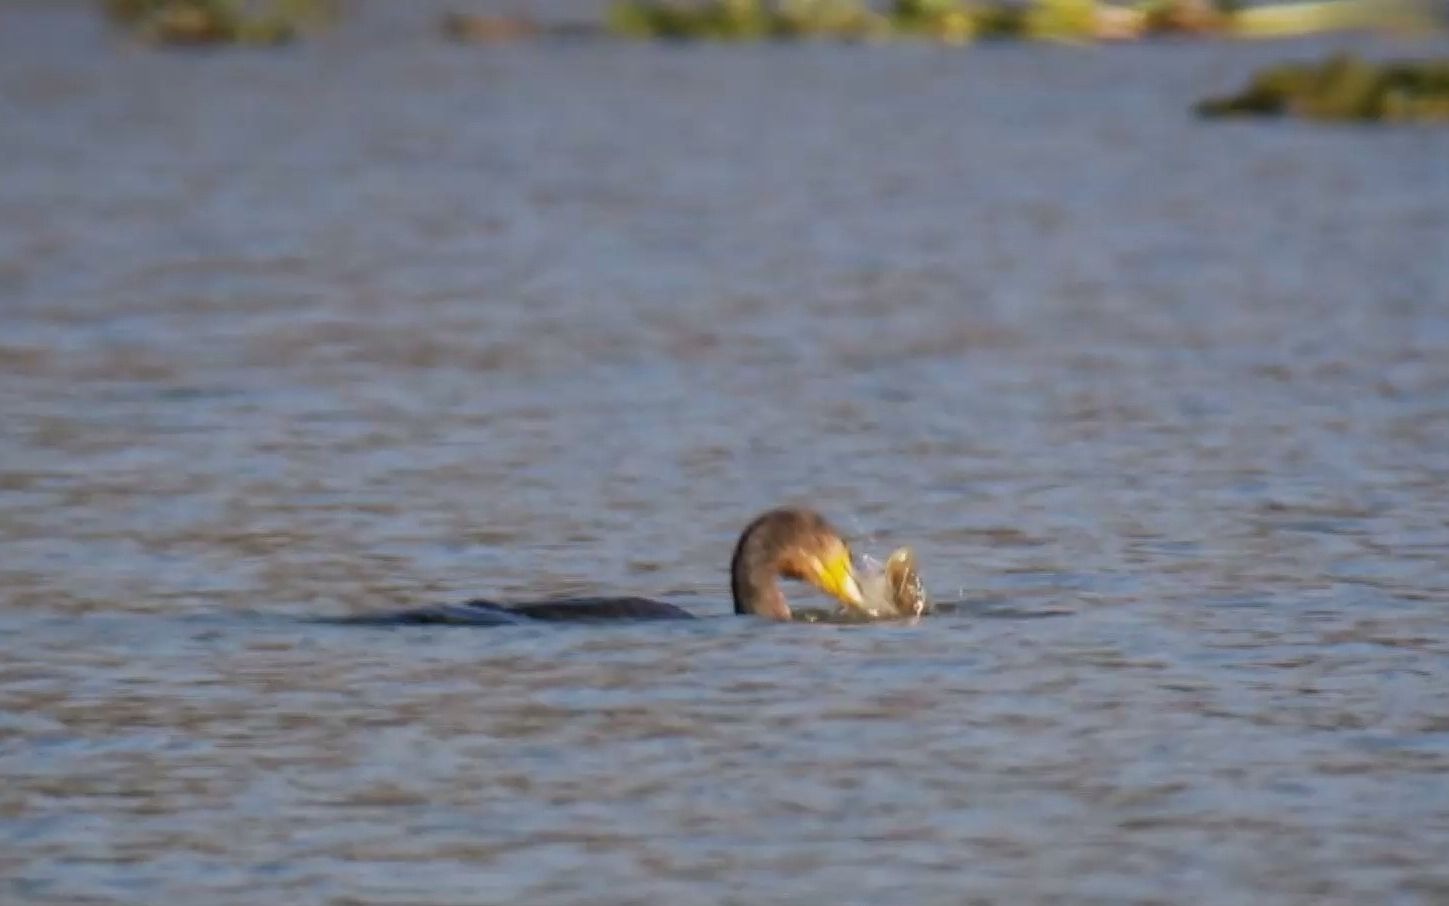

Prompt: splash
[{"left": 856, "top": 547, "right": 931, "bottom": 619}]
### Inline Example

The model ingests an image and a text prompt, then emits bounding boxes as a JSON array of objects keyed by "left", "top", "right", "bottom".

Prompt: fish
[{"left": 856, "top": 547, "right": 930, "bottom": 619}]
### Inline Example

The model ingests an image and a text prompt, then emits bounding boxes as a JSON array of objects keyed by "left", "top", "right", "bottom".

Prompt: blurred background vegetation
[
  {"left": 83, "top": 0, "right": 1449, "bottom": 121},
  {"left": 100, "top": 0, "right": 340, "bottom": 43},
  {"left": 94, "top": 0, "right": 1441, "bottom": 44},
  {"left": 1197, "top": 51, "right": 1449, "bottom": 119}
]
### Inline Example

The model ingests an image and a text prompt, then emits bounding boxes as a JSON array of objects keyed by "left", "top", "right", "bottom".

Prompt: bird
[{"left": 331, "top": 507, "right": 867, "bottom": 625}]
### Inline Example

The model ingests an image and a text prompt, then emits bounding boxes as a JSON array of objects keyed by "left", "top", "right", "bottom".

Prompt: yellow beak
[{"left": 810, "top": 548, "right": 866, "bottom": 612}]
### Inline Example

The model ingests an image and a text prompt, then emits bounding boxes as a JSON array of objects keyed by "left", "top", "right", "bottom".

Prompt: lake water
[{"left": 2, "top": 4, "right": 1448, "bottom": 903}]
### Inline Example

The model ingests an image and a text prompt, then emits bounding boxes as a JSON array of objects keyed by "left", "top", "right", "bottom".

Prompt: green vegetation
[
  {"left": 100, "top": 0, "right": 337, "bottom": 45},
  {"left": 889, "top": 0, "right": 973, "bottom": 40},
  {"left": 1197, "top": 54, "right": 1449, "bottom": 123},
  {"left": 604, "top": 0, "right": 1022, "bottom": 41},
  {"left": 605, "top": 0, "right": 892, "bottom": 41},
  {"left": 598, "top": 0, "right": 1425, "bottom": 42},
  {"left": 1137, "top": 0, "right": 1228, "bottom": 34},
  {"left": 93, "top": 0, "right": 1442, "bottom": 47},
  {"left": 1023, "top": 0, "right": 1099, "bottom": 40},
  {"left": 599, "top": 0, "right": 1417, "bottom": 42}
]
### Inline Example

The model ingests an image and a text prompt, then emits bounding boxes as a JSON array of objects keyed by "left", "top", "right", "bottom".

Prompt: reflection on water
[{"left": 2, "top": 5, "right": 1449, "bottom": 904}]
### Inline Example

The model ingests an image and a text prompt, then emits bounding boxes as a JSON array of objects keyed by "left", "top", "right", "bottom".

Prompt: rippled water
[{"left": 3, "top": 4, "right": 1449, "bottom": 903}]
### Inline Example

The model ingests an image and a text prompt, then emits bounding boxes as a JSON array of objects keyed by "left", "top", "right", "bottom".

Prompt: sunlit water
[{"left": 2, "top": 4, "right": 1448, "bottom": 903}]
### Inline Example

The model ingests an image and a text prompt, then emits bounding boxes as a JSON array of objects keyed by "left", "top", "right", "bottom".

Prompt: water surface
[{"left": 2, "top": 5, "right": 1448, "bottom": 903}]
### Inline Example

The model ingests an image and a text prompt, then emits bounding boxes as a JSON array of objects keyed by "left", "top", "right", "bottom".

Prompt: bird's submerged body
[{"left": 332, "top": 597, "right": 696, "bottom": 625}]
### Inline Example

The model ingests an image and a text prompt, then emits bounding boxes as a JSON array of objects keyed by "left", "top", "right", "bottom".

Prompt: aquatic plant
[
  {"left": 1196, "top": 53, "right": 1449, "bottom": 123},
  {"left": 100, "top": 0, "right": 338, "bottom": 45}
]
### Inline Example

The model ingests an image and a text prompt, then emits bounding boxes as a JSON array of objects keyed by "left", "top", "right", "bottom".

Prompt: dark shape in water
[
  {"left": 1196, "top": 53, "right": 1449, "bottom": 123},
  {"left": 330, "top": 507, "right": 867, "bottom": 625}
]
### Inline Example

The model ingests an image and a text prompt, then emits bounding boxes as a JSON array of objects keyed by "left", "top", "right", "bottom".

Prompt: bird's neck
[{"left": 732, "top": 563, "right": 791, "bottom": 620}]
